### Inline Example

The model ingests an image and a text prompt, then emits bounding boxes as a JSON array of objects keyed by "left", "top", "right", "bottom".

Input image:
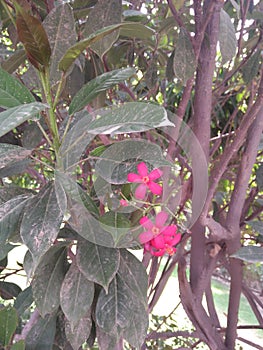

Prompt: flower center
[
  {"left": 165, "top": 245, "right": 175, "bottom": 256},
  {"left": 152, "top": 226, "right": 160, "bottom": 236},
  {"left": 142, "top": 176, "right": 150, "bottom": 184}
]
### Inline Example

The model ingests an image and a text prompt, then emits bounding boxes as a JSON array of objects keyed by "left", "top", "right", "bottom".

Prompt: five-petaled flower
[
  {"left": 127, "top": 162, "right": 163, "bottom": 200},
  {"left": 139, "top": 211, "right": 181, "bottom": 257}
]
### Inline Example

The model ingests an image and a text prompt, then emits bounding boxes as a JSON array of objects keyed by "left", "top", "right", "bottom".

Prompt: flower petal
[
  {"left": 139, "top": 216, "right": 154, "bottom": 230},
  {"left": 139, "top": 231, "right": 153, "bottom": 244},
  {"left": 155, "top": 211, "right": 168, "bottom": 227},
  {"left": 135, "top": 183, "right": 147, "bottom": 199},
  {"left": 137, "top": 162, "right": 148, "bottom": 177},
  {"left": 148, "top": 168, "right": 163, "bottom": 180},
  {"left": 162, "top": 225, "right": 177, "bottom": 236},
  {"left": 152, "top": 235, "right": 165, "bottom": 249},
  {"left": 127, "top": 173, "right": 142, "bottom": 182},
  {"left": 148, "top": 181, "right": 162, "bottom": 196}
]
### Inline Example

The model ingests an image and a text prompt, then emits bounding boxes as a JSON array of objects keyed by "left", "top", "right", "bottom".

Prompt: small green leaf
[
  {"left": 173, "top": 28, "right": 196, "bottom": 85},
  {"left": 14, "top": 286, "right": 33, "bottom": 316},
  {"left": 25, "top": 314, "right": 56, "bottom": 350},
  {"left": 65, "top": 311, "right": 92, "bottom": 350},
  {"left": 20, "top": 183, "right": 64, "bottom": 262},
  {"left": 0, "top": 306, "right": 18, "bottom": 346},
  {"left": 0, "top": 243, "right": 15, "bottom": 260},
  {"left": 219, "top": 9, "right": 237, "bottom": 64},
  {"left": 60, "top": 263, "right": 94, "bottom": 329},
  {"left": 0, "top": 67, "right": 35, "bottom": 109},
  {"left": 32, "top": 243, "right": 68, "bottom": 316},
  {"left": 87, "top": 102, "right": 174, "bottom": 135},
  {"left": 77, "top": 240, "right": 120, "bottom": 292},
  {"left": 0, "top": 102, "right": 48, "bottom": 138},
  {"left": 59, "top": 24, "right": 123, "bottom": 72},
  {"left": 15, "top": 3, "right": 51, "bottom": 70},
  {"left": 246, "top": 220, "right": 263, "bottom": 236},
  {"left": 231, "top": 246, "right": 263, "bottom": 263},
  {"left": 11, "top": 340, "right": 25, "bottom": 350},
  {"left": 69, "top": 68, "right": 135, "bottom": 115},
  {"left": 0, "top": 144, "right": 31, "bottom": 170}
]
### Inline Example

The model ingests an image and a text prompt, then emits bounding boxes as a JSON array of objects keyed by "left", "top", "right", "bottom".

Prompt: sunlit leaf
[
  {"left": 119, "top": 22, "right": 154, "bottom": 39},
  {"left": 0, "top": 67, "right": 35, "bottom": 109},
  {"left": 231, "top": 246, "right": 263, "bottom": 263}
]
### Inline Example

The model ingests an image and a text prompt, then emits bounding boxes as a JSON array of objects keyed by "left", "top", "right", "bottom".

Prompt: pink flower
[
  {"left": 139, "top": 211, "right": 181, "bottom": 257},
  {"left": 127, "top": 162, "right": 163, "bottom": 200},
  {"left": 120, "top": 199, "right": 128, "bottom": 207}
]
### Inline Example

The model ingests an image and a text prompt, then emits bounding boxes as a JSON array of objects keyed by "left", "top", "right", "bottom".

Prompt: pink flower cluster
[{"left": 126, "top": 162, "right": 181, "bottom": 257}]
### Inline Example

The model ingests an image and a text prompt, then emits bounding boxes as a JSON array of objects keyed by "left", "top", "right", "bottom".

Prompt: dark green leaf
[
  {"left": 0, "top": 102, "right": 48, "bottom": 138},
  {"left": 25, "top": 314, "right": 56, "bottom": 350},
  {"left": 0, "top": 67, "right": 35, "bottom": 109},
  {"left": 173, "top": 28, "right": 196, "bottom": 85},
  {"left": 231, "top": 246, "right": 263, "bottom": 263},
  {"left": 20, "top": 183, "right": 64, "bottom": 262},
  {"left": 43, "top": 3, "right": 76, "bottom": 85},
  {"left": 32, "top": 243, "right": 68, "bottom": 316},
  {"left": 0, "top": 243, "right": 16, "bottom": 260},
  {"left": 83, "top": 0, "right": 122, "bottom": 57},
  {"left": 65, "top": 310, "right": 92, "bottom": 350},
  {"left": 0, "top": 306, "right": 18, "bottom": 346},
  {"left": 219, "top": 9, "right": 237, "bottom": 64},
  {"left": 0, "top": 144, "right": 31, "bottom": 170},
  {"left": 77, "top": 240, "right": 120, "bottom": 292},
  {"left": 256, "top": 163, "right": 263, "bottom": 191},
  {"left": 96, "top": 327, "right": 119, "bottom": 350},
  {"left": 119, "top": 22, "right": 154, "bottom": 39},
  {"left": 0, "top": 195, "right": 31, "bottom": 245},
  {"left": 246, "top": 220, "right": 263, "bottom": 236},
  {"left": 94, "top": 139, "right": 171, "bottom": 184},
  {"left": 242, "top": 50, "right": 261, "bottom": 85},
  {"left": 0, "top": 256, "right": 7, "bottom": 272},
  {"left": 60, "top": 262, "right": 94, "bottom": 329},
  {"left": 14, "top": 286, "right": 33, "bottom": 316},
  {"left": 21, "top": 122, "right": 43, "bottom": 149},
  {"left": 15, "top": 4, "right": 51, "bottom": 70},
  {"left": 69, "top": 68, "right": 135, "bottom": 115},
  {"left": 0, "top": 281, "right": 22, "bottom": 300},
  {"left": 59, "top": 24, "right": 124, "bottom": 72},
  {"left": 0, "top": 159, "right": 32, "bottom": 178},
  {"left": 86, "top": 102, "right": 173, "bottom": 135},
  {"left": 1, "top": 49, "right": 27, "bottom": 74},
  {"left": 123, "top": 9, "right": 147, "bottom": 21},
  {"left": 10, "top": 340, "right": 25, "bottom": 350}
]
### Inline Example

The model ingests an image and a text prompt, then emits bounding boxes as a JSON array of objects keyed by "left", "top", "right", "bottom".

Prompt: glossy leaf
[
  {"left": 231, "top": 246, "right": 263, "bottom": 263},
  {"left": 0, "top": 144, "right": 31, "bottom": 170},
  {"left": 0, "top": 67, "right": 34, "bottom": 109},
  {"left": 14, "top": 286, "right": 33, "bottom": 316},
  {"left": 60, "top": 262, "right": 94, "bottom": 329},
  {"left": 173, "top": 28, "right": 196, "bottom": 85},
  {"left": 15, "top": 4, "right": 51, "bottom": 70},
  {"left": 11, "top": 340, "right": 25, "bottom": 350},
  {"left": 0, "top": 306, "right": 18, "bottom": 346},
  {"left": 43, "top": 3, "right": 76, "bottom": 85},
  {"left": 31, "top": 243, "right": 68, "bottom": 316},
  {"left": 25, "top": 314, "right": 57, "bottom": 350},
  {"left": 95, "top": 139, "right": 171, "bottom": 184},
  {"left": 20, "top": 183, "right": 64, "bottom": 262},
  {"left": 219, "top": 9, "right": 237, "bottom": 64},
  {"left": 65, "top": 310, "right": 92, "bottom": 350},
  {"left": 0, "top": 102, "right": 48, "bottom": 138},
  {"left": 0, "top": 194, "right": 31, "bottom": 245},
  {"left": 77, "top": 240, "right": 120, "bottom": 292},
  {"left": 83, "top": 0, "right": 122, "bottom": 57},
  {"left": 69, "top": 68, "right": 135, "bottom": 115},
  {"left": 59, "top": 24, "right": 124, "bottom": 72},
  {"left": 86, "top": 102, "right": 173, "bottom": 135}
]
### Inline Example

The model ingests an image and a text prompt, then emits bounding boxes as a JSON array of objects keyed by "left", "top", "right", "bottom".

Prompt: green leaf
[
  {"left": 1, "top": 49, "right": 27, "bottom": 74},
  {"left": 246, "top": 220, "right": 263, "bottom": 236},
  {"left": 32, "top": 243, "right": 68, "bottom": 316},
  {"left": 231, "top": 246, "right": 263, "bottom": 263},
  {"left": 0, "top": 67, "right": 35, "bottom": 109},
  {"left": 11, "top": 340, "right": 25, "bottom": 350},
  {"left": 25, "top": 314, "right": 56, "bottom": 350},
  {"left": 0, "top": 281, "right": 22, "bottom": 300},
  {"left": 14, "top": 286, "right": 33, "bottom": 316},
  {"left": 256, "top": 163, "right": 263, "bottom": 191},
  {"left": 65, "top": 311, "right": 92, "bottom": 350},
  {"left": 0, "top": 195, "right": 31, "bottom": 245},
  {"left": 43, "top": 3, "right": 76, "bottom": 85},
  {"left": 0, "top": 102, "right": 48, "bottom": 138},
  {"left": 0, "top": 306, "right": 18, "bottom": 346},
  {"left": 0, "top": 144, "right": 31, "bottom": 170},
  {"left": 96, "top": 327, "right": 119, "bottom": 350},
  {"left": 219, "top": 9, "right": 237, "bottom": 64},
  {"left": 69, "top": 68, "right": 135, "bottom": 115},
  {"left": 95, "top": 139, "right": 171, "bottom": 184},
  {"left": 120, "top": 22, "right": 154, "bottom": 39},
  {"left": 0, "top": 187, "right": 34, "bottom": 204},
  {"left": 123, "top": 9, "right": 147, "bottom": 21},
  {"left": 59, "top": 24, "right": 124, "bottom": 72},
  {"left": 0, "top": 159, "right": 32, "bottom": 178},
  {"left": 87, "top": 102, "right": 174, "bottom": 135},
  {"left": 20, "top": 183, "right": 64, "bottom": 262},
  {"left": 77, "top": 240, "right": 120, "bottom": 292},
  {"left": 0, "top": 243, "right": 15, "bottom": 260},
  {"left": 83, "top": 0, "right": 122, "bottom": 58},
  {"left": 173, "top": 28, "right": 196, "bottom": 85},
  {"left": 60, "top": 262, "right": 94, "bottom": 329},
  {"left": 15, "top": 3, "right": 51, "bottom": 70}
]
